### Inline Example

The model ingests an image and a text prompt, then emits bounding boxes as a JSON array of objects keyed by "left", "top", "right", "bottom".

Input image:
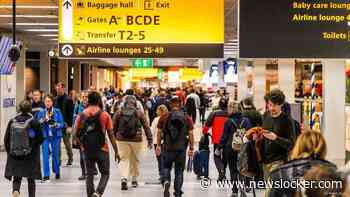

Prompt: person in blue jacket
[
  {"left": 218, "top": 101, "right": 252, "bottom": 197},
  {"left": 35, "top": 95, "right": 64, "bottom": 182}
]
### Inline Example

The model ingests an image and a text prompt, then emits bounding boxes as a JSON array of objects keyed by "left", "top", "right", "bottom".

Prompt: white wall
[
  {"left": 0, "top": 70, "right": 18, "bottom": 147},
  {"left": 322, "top": 59, "right": 346, "bottom": 166}
]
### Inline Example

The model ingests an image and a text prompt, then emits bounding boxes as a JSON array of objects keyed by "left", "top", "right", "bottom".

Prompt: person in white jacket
[{"left": 151, "top": 104, "right": 168, "bottom": 182}]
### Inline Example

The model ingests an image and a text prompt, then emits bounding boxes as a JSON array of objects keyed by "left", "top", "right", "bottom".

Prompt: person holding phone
[
  {"left": 260, "top": 89, "right": 294, "bottom": 181},
  {"left": 35, "top": 95, "right": 65, "bottom": 182}
]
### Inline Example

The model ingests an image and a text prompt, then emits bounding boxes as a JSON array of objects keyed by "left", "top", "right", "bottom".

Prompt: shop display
[
  {"left": 302, "top": 96, "right": 323, "bottom": 131},
  {"left": 223, "top": 58, "right": 238, "bottom": 84}
]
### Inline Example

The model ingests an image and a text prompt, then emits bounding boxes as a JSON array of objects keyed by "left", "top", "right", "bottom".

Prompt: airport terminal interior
[{"left": 0, "top": 0, "right": 350, "bottom": 197}]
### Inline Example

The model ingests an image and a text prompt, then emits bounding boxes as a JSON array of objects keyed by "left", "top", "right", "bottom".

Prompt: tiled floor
[{"left": 0, "top": 145, "right": 264, "bottom": 197}]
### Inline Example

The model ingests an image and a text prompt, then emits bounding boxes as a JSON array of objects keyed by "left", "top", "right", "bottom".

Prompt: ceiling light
[
  {"left": 39, "top": 34, "right": 58, "bottom": 37},
  {"left": 8, "top": 23, "right": 58, "bottom": 26},
  {"left": 0, "top": 5, "right": 58, "bottom": 9},
  {"left": 0, "top": 15, "right": 58, "bottom": 18},
  {"left": 25, "top": 29, "right": 58, "bottom": 32}
]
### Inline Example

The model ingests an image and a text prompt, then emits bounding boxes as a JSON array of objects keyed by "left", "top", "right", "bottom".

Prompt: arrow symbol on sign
[
  {"left": 61, "top": 45, "right": 73, "bottom": 56},
  {"left": 63, "top": 0, "right": 72, "bottom": 9},
  {"left": 63, "top": 46, "right": 72, "bottom": 53}
]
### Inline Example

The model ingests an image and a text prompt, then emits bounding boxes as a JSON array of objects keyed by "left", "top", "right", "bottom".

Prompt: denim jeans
[
  {"left": 86, "top": 151, "right": 110, "bottom": 197},
  {"left": 163, "top": 150, "right": 186, "bottom": 197},
  {"left": 199, "top": 150, "right": 209, "bottom": 177}
]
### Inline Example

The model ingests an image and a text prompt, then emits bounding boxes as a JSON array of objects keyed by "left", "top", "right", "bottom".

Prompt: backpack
[
  {"left": 231, "top": 119, "right": 247, "bottom": 151},
  {"left": 237, "top": 141, "right": 259, "bottom": 177},
  {"left": 9, "top": 115, "right": 33, "bottom": 157},
  {"left": 163, "top": 111, "right": 188, "bottom": 151},
  {"left": 79, "top": 112, "right": 105, "bottom": 159},
  {"left": 185, "top": 97, "right": 196, "bottom": 114},
  {"left": 118, "top": 107, "right": 141, "bottom": 139}
]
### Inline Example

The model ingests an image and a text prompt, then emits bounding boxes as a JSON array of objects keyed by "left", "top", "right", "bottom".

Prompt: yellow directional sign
[{"left": 59, "top": 0, "right": 224, "bottom": 58}]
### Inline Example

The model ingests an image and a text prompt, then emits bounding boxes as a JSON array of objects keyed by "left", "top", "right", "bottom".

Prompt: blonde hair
[
  {"left": 157, "top": 105, "right": 168, "bottom": 116},
  {"left": 290, "top": 130, "right": 327, "bottom": 160}
]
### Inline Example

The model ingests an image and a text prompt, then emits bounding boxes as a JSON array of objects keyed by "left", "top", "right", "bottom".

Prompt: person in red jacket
[{"left": 202, "top": 98, "right": 228, "bottom": 180}]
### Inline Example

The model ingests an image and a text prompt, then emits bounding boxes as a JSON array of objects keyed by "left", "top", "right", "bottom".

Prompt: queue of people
[{"left": 3, "top": 83, "right": 350, "bottom": 197}]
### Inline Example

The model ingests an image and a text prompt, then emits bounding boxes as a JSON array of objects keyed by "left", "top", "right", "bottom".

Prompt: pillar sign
[{"left": 58, "top": 0, "right": 224, "bottom": 58}]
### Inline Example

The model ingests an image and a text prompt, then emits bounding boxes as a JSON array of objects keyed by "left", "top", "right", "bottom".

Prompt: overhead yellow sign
[
  {"left": 180, "top": 68, "right": 203, "bottom": 81},
  {"left": 58, "top": 0, "right": 224, "bottom": 58},
  {"left": 129, "top": 68, "right": 159, "bottom": 78}
]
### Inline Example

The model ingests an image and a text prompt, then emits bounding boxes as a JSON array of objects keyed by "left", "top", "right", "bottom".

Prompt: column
[
  {"left": 70, "top": 61, "right": 81, "bottom": 91},
  {"left": 278, "top": 59, "right": 295, "bottom": 103},
  {"left": 97, "top": 68, "right": 105, "bottom": 90},
  {"left": 16, "top": 47, "right": 26, "bottom": 102},
  {"left": 58, "top": 59, "right": 68, "bottom": 89},
  {"left": 253, "top": 59, "right": 266, "bottom": 111},
  {"left": 238, "top": 60, "right": 248, "bottom": 101},
  {"left": 40, "top": 50, "right": 50, "bottom": 93},
  {"left": 322, "top": 59, "right": 346, "bottom": 166},
  {"left": 90, "top": 66, "right": 98, "bottom": 90}
]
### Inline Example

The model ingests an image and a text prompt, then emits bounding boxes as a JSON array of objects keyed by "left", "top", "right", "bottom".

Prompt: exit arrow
[{"left": 63, "top": 0, "right": 72, "bottom": 9}]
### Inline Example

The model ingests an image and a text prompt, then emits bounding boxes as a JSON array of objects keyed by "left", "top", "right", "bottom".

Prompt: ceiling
[{"left": 0, "top": 0, "right": 238, "bottom": 62}]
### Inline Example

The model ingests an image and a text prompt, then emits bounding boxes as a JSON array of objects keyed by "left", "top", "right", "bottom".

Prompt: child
[{"left": 150, "top": 104, "right": 168, "bottom": 182}]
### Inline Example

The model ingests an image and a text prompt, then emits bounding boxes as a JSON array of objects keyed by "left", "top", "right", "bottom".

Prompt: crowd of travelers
[{"left": 3, "top": 82, "right": 350, "bottom": 197}]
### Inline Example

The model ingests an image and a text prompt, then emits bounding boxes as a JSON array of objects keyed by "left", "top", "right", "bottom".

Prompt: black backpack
[
  {"left": 118, "top": 107, "right": 141, "bottom": 139},
  {"left": 9, "top": 115, "right": 33, "bottom": 157},
  {"left": 185, "top": 97, "right": 196, "bottom": 114},
  {"left": 79, "top": 112, "right": 105, "bottom": 159},
  {"left": 163, "top": 111, "right": 188, "bottom": 151}
]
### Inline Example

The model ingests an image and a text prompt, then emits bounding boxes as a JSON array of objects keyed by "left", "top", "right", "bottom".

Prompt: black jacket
[
  {"left": 55, "top": 93, "right": 74, "bottom": 127},
  {"left": 261, "top": 113, "right": 294, "bottom": 164},
  {"left": 4, "top": 114, "right": 43, "bottom": 180},
  {"left": 269, "top": 158, "right": 337, "bottom": 197}
]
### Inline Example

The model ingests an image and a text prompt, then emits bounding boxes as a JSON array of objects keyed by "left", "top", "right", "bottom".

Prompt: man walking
[
  {"left": 156, "top": 97, "right": 194, "bottom": 197},
  {"left": 113, "top": 95, "right": 153, "bottom": 190},
  {"left": 74, "top": 91, "right": 120, "bottom": 197},
  {"left": 54, "top": 82, "right": 74, "bottom": 166}
]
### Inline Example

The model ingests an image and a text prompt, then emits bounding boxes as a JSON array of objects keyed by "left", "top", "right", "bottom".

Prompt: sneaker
[
  {"left": 55, "top": 174, "right": 60, "bottom": 180},
  {"left": 12, "top": 191, "right": 20, "bottom": 197},
  {"left": 131, "top": 181, "right": 138, "bottom": 188},
  {"left": 78, "top": 175, "right": 86, "bottom": 181},
  {"left": 92, "top": 192, "right": 101, "bottom": 197},
  {"left": 121, "top": 179, "right": 128, "bottom": 191},
  {"left": 66, "top": 160, "right": 73, "bottom": 166},
  {"left": 42, "top": 176, "right": 50, "bottom": 183},
  {"left": 163, "top": 181, "right": 170, "bottom": 197}
]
